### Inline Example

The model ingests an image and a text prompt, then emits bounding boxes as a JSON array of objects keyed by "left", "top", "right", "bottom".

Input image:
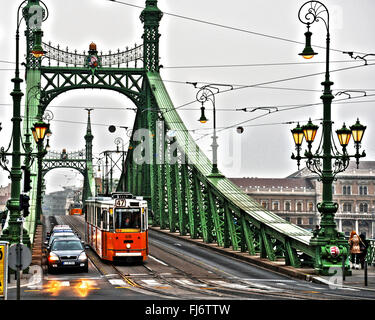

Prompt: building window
[
  {"left": 285, "top": 202, "right": 291, "bottom": 212},
  {"left": 332, "top": 185, "right": 335, "bottom": 195},
  {"left": 272, "top": 201, "right": 279, "bottom": 211},
  {"left": 359, "top": 202, "right": 368, "bottom": 213},
  {"left": 309, "top": 218, "right": 313, "bottom": 225},
  {"left": 343, "top": 202, "right": 352, "bottom": 212},
  {"left": 343, "top": 185, "right": 351, "bottom": 195},
  {"left": 297, "top": 218, "right": 302, "bottom": 225},
  {"left": 296, "top": 202, "right": 303, "bottom": 212},
  {"left": 261, "top": 201, "right": 268, "bottom": 209},
  {"left": 359, "top": 185, "right": 368, "bottom": 195},
  {"left": 308, "top": 202, "right": 314, "bottom": 212},
  {"left": 285, "top": 217, "right": 290, "bottom": 222}
]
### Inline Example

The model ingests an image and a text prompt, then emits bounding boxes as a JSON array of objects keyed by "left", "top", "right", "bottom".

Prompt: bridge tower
[{"left": 82, "top": 109, "right": 95, "bottom": 210}]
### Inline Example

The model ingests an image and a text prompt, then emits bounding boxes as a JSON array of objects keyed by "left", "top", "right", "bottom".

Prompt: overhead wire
[{"left": 107, "top": 0, "right": 367, "bottom": 55}]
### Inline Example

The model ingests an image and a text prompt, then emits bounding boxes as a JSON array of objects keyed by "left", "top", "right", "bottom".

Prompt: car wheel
[
  {"left": 47, "top": 266, "right": 54, "bottom": 274},
  {"left": 82, "top": 265, "right": 89, "bottom": 273}
]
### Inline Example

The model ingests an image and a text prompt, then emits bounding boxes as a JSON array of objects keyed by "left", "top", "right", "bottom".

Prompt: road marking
[
  {"left": 337, "top": 287, "right": 359, "bottom": 292},
  {"left": 109, "top": 279, "right": 127, "bottom": 286},
  {"left": 210, "top": 280, "right": 249, "bottom": 290},
  {"left": 241, "top": 279, "right": 296, "bottom": 282},
  {"left": 141, "top": 279, "right": 171, "bottom": 288},
  {"left": 149, "top": 255, "right": 168, "bottom": 266},
  {"left": 242, "top": 280, "right": 279, "bottom": 291},
  {"left": 59, "top": 281, "right": 70, "bottom": 287},
  {"left": 174, "top": 279, "right": 206, "bottom": 287}
]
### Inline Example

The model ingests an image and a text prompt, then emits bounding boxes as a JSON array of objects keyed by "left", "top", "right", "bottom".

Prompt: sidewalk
[
  {"left": 150, "top": 227, "right": 375, "bottom": 292},
  {"left": 312, "top": 265, "right": 375, "bottom": 291},
  {"left": 6, "top": 224, "right": 45, "bottom": 291}
]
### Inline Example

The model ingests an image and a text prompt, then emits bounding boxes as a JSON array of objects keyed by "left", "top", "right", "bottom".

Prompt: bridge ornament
[
  {"left": 329, "top": 246, "right": 340, "bottom": 258},
  {"left": 43, "top": 41, "right": 143, "bottom": 68}
]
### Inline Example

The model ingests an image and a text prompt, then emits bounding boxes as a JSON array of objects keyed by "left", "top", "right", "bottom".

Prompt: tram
[
  {"left": 69, "top": 202, "right": 83, "bottom": 216},
  {"left": 84, "top": 192, "right": 149, "bottom": 262}
]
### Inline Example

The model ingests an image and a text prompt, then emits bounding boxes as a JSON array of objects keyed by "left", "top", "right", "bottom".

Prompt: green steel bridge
[{"left": 2, "top": 0, "right": 363, "bottom": 276}]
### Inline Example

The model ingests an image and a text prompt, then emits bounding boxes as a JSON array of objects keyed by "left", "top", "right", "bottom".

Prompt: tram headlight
[
  {"left": 126, "top": 244, "right": 131, "bottom": 249},
  {"left": 78, "top": 252, "right": 88, "bottom": 261}
]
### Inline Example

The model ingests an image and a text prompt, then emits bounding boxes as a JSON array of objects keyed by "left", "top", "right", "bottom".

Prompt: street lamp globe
[
  {"left": 350, "top": 118, "right": 366, "bottom": 144},
  {"left": 198, "top": 106, "right": 208, "bottom": 124},
  {"left": 298, "top": 27, "right": 318, "bottom": 59},
  {"left": 291, "top": 123, "right": 304, "bottom": 147},
  {"left": 302, "top": 118, "right": 319, "bottom": 143},
  {"left": 32, "top": 121, "right": 50, "bottom": 143},
  {"left": 336, "top": 123, "right": 352, "bottom": 147}
]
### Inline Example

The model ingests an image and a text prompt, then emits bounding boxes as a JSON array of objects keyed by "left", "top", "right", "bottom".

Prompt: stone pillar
[
  {"left": 355, "top": 219, "right": 359, "bottom": 234},
  {"left": 338, "top": 218, "right": 342, "bottom": 232}
]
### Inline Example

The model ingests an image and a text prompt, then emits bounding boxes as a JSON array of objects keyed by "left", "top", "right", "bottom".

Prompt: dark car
[
  {"left": 44, "top": 232, "right": 78, "bottom": 255},
  {"left": 47, "top": 237, "right": 88, "bottom": 273}
]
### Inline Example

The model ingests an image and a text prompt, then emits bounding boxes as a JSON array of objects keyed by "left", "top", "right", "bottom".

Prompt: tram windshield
[{"left": 115, "top": 208, "right": 141, "bottom": 229}]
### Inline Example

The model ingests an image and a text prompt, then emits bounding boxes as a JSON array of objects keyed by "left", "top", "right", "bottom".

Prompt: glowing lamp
[
  {"left": 198, "top": 106, "right": 208, "bottom": 124},
  {"left": 350, "top": 118, "right": 366, "bottom": 144},
  {"left": 302, "top": 118, "right": 319, "bottom": 143},
  {"left": 336, "top": 123, "right": 352, "bottom": 147},
  {"left": 298, "top": 28, "right": 318, "bottom": 59},
  {"left": 291, "top": 123, "right": 304, "bottom": 146}
]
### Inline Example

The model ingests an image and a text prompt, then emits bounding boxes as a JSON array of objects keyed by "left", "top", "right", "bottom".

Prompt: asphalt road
[{"left": 7, "top": 214, "right": 374, "bottom": 301}]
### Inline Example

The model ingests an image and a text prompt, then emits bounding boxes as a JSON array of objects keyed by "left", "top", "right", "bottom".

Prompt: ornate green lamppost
[
  {"left": 196, "top": 85, "right": 224, "bottom": 178},
  {"left": 0, "top": 0, "right": 47, "bottom": 246},
  {"left": 34, "top": 111, "right": 52, "bottom": 226},
  {"left": 291, "top": 1, "right": 367, "bottom": 275}
]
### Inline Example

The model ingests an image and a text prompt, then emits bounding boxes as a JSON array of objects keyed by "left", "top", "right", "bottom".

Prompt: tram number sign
[{"left": 115, "top": 199, "right": 126, "bottom": 207}]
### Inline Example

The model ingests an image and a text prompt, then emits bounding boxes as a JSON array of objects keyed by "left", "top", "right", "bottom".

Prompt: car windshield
[
  {"left": 49, "top": 233, "right": 75, "bottom": 244},
  {"left": 52, "top": 240, "right": 83, "bottom": 251}
]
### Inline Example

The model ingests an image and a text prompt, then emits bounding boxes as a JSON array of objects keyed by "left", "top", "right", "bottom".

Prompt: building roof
[
  {"left": 288, "top": 161, "right": 375, "bottom": 178},
  {"left": 229, "top": 177, "right": 314, "bottom": 189}
]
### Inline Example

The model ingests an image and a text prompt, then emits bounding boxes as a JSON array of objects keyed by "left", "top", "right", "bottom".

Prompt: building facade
[
  {"left": 230, "top": 161, "right": 375, "bottom": 239},
  {"left": 0, "top": 184, "right": 11, "bottom": 212},
  {"left": 229, "top": 177, "right": 318, "bottom": 231}
]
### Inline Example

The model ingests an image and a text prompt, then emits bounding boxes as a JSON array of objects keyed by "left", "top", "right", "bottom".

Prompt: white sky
[{"left": 0, "top": 0, "right": 374, "bottom": 193}]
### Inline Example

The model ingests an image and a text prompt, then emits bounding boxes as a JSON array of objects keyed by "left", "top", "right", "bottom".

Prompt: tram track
[
  {"left": 57, "top": 215, "right": 374, "bottom": 300},
  {"left": 61, "top": 216, "right": 317, "bottom": 299}
]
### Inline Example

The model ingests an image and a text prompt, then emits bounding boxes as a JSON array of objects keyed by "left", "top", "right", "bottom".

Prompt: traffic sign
[
  {"left": 0, "top": 241, "right": 9, "bottom": 300},
  {"left": 8, "top": 244, "right": 32, "bottom": 271}
]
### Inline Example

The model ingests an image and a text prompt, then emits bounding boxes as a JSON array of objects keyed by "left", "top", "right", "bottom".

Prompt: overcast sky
[{"left": 1, "top": 0, "right": 374, "bottom": 193}]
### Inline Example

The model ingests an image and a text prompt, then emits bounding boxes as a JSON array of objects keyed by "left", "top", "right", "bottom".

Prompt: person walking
[{"left": 348, "top": 230, "right": 361, "bottom": 270}]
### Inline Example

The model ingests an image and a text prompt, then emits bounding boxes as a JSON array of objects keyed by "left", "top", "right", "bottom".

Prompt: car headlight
[
  {"left": 78, "top": 252, "right": 87, "bottom": 261},
  {"left": 48, "top": 252, "right": 59, "bottom": 262}
]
